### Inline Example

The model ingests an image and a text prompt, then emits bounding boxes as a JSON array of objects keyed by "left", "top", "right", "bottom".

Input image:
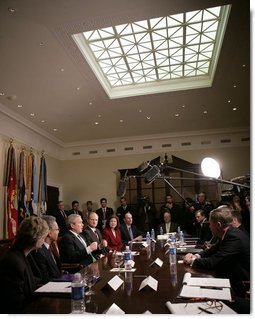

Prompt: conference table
[{"left": 25, "top": 240, "right": 220, "bottom": 314}]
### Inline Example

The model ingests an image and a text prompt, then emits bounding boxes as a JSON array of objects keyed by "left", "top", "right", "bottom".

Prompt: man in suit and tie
[
  {"left": 120, "top": 212, "right": 143, "bottom": 245},
  {"left": 30, "top": 215, "right": 62, "bottom": 283},
  {"left": 157, "top": 209, "right": 178, "bottom": 234},
  {"left": 59, "top": 214, "right": 98, "bottom": 266},
  {"left": 51, "top": 201, "right": 69, "bottom": 237},
  {"left": 82, "top": 212, "right": 108, "bottom": 258},
  {"left": 68, "top": 200, "right": 83, "bottom": 218},
  {"left": 96, "top": 198, "right": 114, "bottom": 231},
  {"left": 116, "top": 196, "right": 134, "bottom": 223}
]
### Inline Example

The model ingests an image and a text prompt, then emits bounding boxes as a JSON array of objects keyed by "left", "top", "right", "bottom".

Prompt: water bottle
[
  {"left": 169, "top": 234, "right": 177, "bottom": 264},
  {"left": 151, "top": 228, "right": 155, "bottom": 240},
  {"left": 177, "top": 226, "right": 181, "bottom": 241},
  {"left": 146, "top": 231, "right": 151, "bottom": 244},
  {"left": 71, "top": 273, "right": 85, "bottom": 313},
  {"left": 160, "top": 226, "right": 164, "bottom": 235},
  {"left": 179, "top": 230, "right": 185, "bottom": 245},
  {"left": 123, "top": 246, "right": 132, "bottom": 270}
]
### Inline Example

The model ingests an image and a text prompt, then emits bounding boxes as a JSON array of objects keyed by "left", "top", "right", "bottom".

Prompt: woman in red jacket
[{"left": 103, "top": 215, "right": 123, "bottom": 251}]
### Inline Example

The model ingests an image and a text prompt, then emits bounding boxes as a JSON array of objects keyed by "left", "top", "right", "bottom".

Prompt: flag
[
  {"left": 4, "top": 143, "right": 18, "bottom": 239},
  {"left": 38, "top": 153, "right": 47, "bottom": 215},
  {"left": 27, "top": 151, "right": 37, "bottom": 215}
]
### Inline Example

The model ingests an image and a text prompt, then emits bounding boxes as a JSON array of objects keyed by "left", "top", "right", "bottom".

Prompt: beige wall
[{"left": 61, "top": 146, "right": 250, "bottom": 212}]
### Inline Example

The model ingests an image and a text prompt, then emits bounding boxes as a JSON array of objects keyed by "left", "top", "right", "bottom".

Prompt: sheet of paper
[
  {"left": 141, "top": 242, "right": 149, "bottom": 247},
  {"left": 139, "top": 275, "right": 158, "bottom": 291},
  {"left": 166, "top": 301, "right": 236, "bottom": 314},
  {"left": 180, "top": 285, "right": 232, "bottom": 301},
  {"left": 114, "top": 251, "right": 139, "bottom": 256},
  {"left": 157, "top": 234, "right": 169, "bottom": 240},
  {"left": 35, "top": 282, "right": 71, "bottom": 293},
  {"left": 182, "top": 272, "right": 230, "bottom": 287},
  {"left": 104, "top": 303, "right": 125, "bottom": 314},
  {"left": 110, "top": 268, "right": 136, "bottom": 272},
  {"left": 107, "top": 275, "right": 124, "bottom": 291}
]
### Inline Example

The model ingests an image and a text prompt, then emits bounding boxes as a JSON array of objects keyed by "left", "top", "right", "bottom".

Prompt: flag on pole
[
  {"left": 17, "top": 149, "right": 27, "bottom": 223},
  {"left": 27, "top": 149, "right": 37, "bottom": 215},
  {"left": 4, "top": 140, "right": 18, "bottom": 239},
  {"left": 38, "top": 152, "right": 47, "bottom": 215}
]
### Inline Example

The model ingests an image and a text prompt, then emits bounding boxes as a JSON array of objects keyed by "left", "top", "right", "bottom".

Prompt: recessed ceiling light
[
  {"left": 17, "top": 104, "right": 22, "bottom": 108},
  {"left": 89, "top": 102, "right": 93, "bottom": 105},
  {"left": 181, "top": 105, "right": 185, "bottom": 108},
  {"left": 60, "top": 68, "right": 64, "bottom": 72},
  {"left": 30, "top": 113, "right": 35, "bottom": 117},
  {"left": 8, "top": 8, "right": 16, "bottom": 13},
  {"left": 232, "top": 107, "right": 237, "bottom": 111},
  {"left": 76, "top": 87, "right": 80, "bottom": 91},
  {"left": 41, "top": 120, "right": 45, "bottom": 123},
  {"left": 39, "top": 42, "right": 44, "bottom": 46},
  {"left": 233, "top": 85, "right": 237, "bottom": 88},
  {"left": 228, "top": 100, "right": 231, "bottom": 103},
  {"left": 242, "top": 64, "right": 246, "bottom": 67},
  {"left": 98, "top": 114, "right": 102, "bottom": 118},
  {"left": 139, "top": 109, "right": 142, "bottom": 113},
  {"left": 203, "top": 110, "right": 208, "bottom": 114},
  {"left": 174, "top": 113, "right": 179, "bottom": 117},
  {"left": 146, "top": 116, "right": 151, "bottom": 120},
  {"left": 0, "top": 92, "right": 5, "bottom": 96},
  {"left": 94, "top": 121, "right": 99, "bottom": 125},
  {"left": 120, "top": 119, "right": 124, "bottom": 123},
  {"left": 53, "top": 128, "right": 58, "bottom": 131}
]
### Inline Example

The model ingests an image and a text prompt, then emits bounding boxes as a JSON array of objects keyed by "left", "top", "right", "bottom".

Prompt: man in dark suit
[
  {"left": 59, "top": 214, "right": 98, "bottom": 266},
  {"left": 120, "top": 212, "right": 143, "bottom": 244},
  {"left": 82, "top": 212, "right": 108, "bottom": 258},
  {"left": 116, "top": 196, "right": 134, "bottom": 223},
  {"left": 183, "top": 205, "right": 250, "bottom": 296},
  {"left": 157, "top": 209, "right": 178, "bottom": 234},
  {"left": 96, "top": 197, "right": 114, "bottom": 231},
  {"left": 51, "top": 201, "right": 68, "bottom": 237},
  {"left": 194, "top": 209, "right": 213, "bottom": 245},
  {"left": 135, "top": 195, "right": 157, "bottom": 233},
  {"left": 30, "top": 215, "right": 61, "bottom": 283},
  {"left": 68, "top": 200, "right": 83, "bottom": 218},
  {"left": 194, "top": 191, "right": 214, "bottom": 219}
]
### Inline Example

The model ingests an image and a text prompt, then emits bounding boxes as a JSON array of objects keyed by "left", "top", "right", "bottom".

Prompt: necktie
[
  {"left": 103, "top": 208, "right": 106, "bottom": 220},
  {"left": 61, "top": 210, "right": 67, "bottom": 219},
  {"left": 48, "top": 247, "right": 57, "bottom": 264},
  {"left": 77, "top": 234, "right": 87, "bottom": 247},
  {"left": 94, "top": 230, "right": 99, "bottom": 239},
  {"left": 128, "top": 226, "right": 134, "bottom": 240}
]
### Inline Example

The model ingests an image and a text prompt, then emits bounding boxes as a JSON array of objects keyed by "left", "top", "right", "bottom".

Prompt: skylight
[{"left": 72, "top": 5, "right": 231, "bottom": 99}]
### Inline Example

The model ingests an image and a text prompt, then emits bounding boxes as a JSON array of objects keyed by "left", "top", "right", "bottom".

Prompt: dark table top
[{"left": 25, "top": 240, "right": 215, "bottom": 314}]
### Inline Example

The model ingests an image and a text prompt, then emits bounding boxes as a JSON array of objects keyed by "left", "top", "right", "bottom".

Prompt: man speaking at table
[{"left": 183, "top": 205, "right": 250, "bottom": 297}]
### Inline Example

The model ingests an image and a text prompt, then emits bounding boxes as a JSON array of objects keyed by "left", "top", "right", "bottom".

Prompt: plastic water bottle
[
  {"left": 146, "top": 231, "right": 151, "bottom": 243},
  {"left": 123, "top": 246, "right": 132, "bottom": 270},
  {"left": 71, "top": 273, "right": 85, "bottom": 313},
  {"left": 169, "top": 234, "right": 177, "bottom": 264},
  {"left": 160, "top": 226, "right": 164, "bottom": 235},
  {"left": 151, "top": 228, "right": 155, "bottom": 240},
  {"left": 179, "top": 230, "right": 185, "bottom": 245}
]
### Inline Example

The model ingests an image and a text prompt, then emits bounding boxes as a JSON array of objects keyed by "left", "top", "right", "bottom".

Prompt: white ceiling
[{"left": 0, "top": 0, "right": 250, "bottom": 146}]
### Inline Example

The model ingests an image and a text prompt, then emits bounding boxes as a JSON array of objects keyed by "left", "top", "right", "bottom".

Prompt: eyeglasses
[{"left": 198, "top": 300, "right": 223, "bottom": 314}]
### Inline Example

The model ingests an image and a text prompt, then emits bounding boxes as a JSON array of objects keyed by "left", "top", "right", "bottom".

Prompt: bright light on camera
[{"left": 201, "top": 157, "right": 221, "bottom": 178}]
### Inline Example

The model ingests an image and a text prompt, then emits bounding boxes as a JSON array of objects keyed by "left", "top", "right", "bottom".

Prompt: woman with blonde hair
[{"left": 0, "top": 216, "right": 49, "bottom": 313}]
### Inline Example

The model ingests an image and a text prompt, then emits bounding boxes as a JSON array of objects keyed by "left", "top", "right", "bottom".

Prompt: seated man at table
[
  {"left": 193, "top": 209, "right": 213, "bottom": 246},
  {"left": 157, "top": 208, "right": 178, "bottom": 234},
  {"left": 120, "top": 212, "right": 143, "bottom": 244},
  {"left": 29, "top": 215, "right": 61, "bottom": 283},
  {"left": 82, "top": 212, "right": 109, "bottom": 258},
  {"left": 183, "top": 205, "right": 250, "bottom": 296},
  {"left": 59, "top": 214, "right": 98, "bottom": 266}
]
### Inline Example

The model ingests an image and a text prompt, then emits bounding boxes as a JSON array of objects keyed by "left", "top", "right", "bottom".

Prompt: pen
[
  {"left": 198, "top": 306, "right": 213, "bottom": 314},
  {"left": 200, "top": 286, "right": 223, "bottom": 290}
]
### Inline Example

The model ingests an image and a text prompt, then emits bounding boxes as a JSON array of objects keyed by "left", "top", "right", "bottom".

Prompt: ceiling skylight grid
[{"left": 72, "top": 4, "right": 231, "bottom": 98}]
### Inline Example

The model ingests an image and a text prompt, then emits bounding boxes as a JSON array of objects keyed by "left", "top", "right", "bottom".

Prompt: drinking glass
[
  {"left": 114, "top": 252, "right": 124, "bottom": 274},
  {"left": 84, "top": 273, "right": 97, "bottom": 296}
]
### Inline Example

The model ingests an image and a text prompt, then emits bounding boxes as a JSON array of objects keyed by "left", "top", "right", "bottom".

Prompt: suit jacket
[
  {"left": 96, "top": 207, "right": 114, "bottom": 231},
  {"left": 120, "top": 223, "right": 143, "bottom": 244},
  {"left": 68, "top": 209, "right": 83, "bottom": 218},
  {"left": 193, "top": 227, "right": 250, "bottom": 287},
  {"left": 59, "top": 230, "right": 93, "bottom": 266},
  {"left": 82, "top": 226, "right": 108, "bottom": 257},
  {"left": 51, "top": 209, "right": 68, "bottom": 237},
  {"left": 30, "top": 244, "right": 61, "bottom": 283},
  {"left": 116, "top": 205, "right": 134, "bottom": 222},
  {"left": 157, "top": 221, "right": 178, "bottom": 234},
  {"left": 195, "top": 219, "right": 213, "bottom": 245},
  {"left": 0, "top": 248, "right": 37, "bottom": 313},
  {"left": 102, "top": 227, "right": 123, "bottom": 251}
]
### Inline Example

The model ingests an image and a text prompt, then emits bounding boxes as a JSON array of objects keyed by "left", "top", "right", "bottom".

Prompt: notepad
[
  {"left": 35, "top": 282, "right": 71, "bottom": 294},
  {"left": 166, "top": 301, "right": 237, "bottom": 314},
  {"left": 182, "top": 272, "right": 231, "bottom": 288}
]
